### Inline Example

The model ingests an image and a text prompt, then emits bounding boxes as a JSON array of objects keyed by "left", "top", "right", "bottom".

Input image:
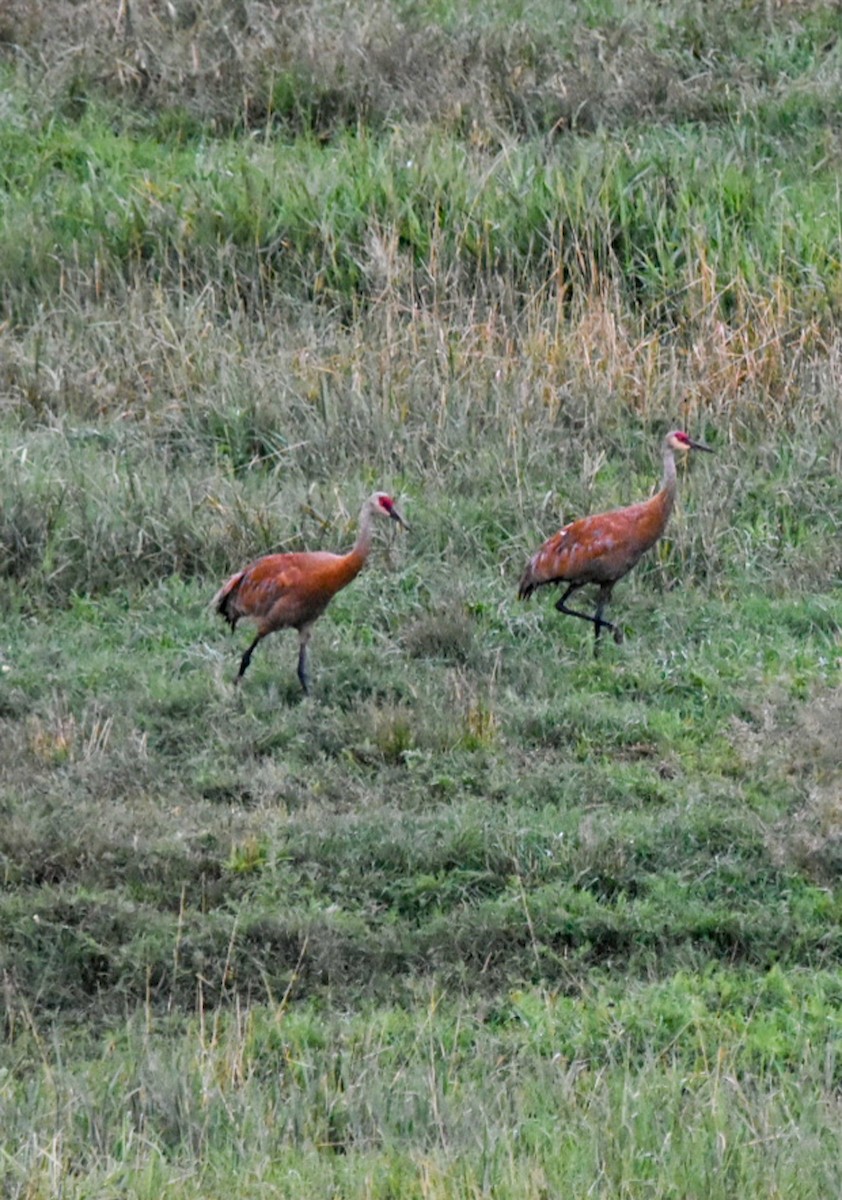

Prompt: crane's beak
[
  {"left": 390, "top": 505, "right": 410, "bottom": 531},
  {"left": 688, "top": 437, "right": 714, "bottom": 453}
]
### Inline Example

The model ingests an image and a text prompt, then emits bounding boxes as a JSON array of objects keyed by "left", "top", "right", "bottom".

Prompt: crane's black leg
[
  {"left": 297, "top": 626, "right": 313, "bottom": 695},
  {"left": 236, "top": 634, "right": 261, "bottom": 683},
  {"left": 592, "top": 584, "right": 622, "bottom": 654},
  {"left": 555, "top": 583, "right": 622, "bottom": 652},
  {"left": 555, "top": 582, "right": 597, "bottom": 627}
]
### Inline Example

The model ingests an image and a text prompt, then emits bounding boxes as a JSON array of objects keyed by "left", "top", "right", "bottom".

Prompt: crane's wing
[
  {"left": 213, "top": 551, "right": 347, "bottom": 629},
  {"left": 519, "top": 503, "right": 662, "bottom": 597}
]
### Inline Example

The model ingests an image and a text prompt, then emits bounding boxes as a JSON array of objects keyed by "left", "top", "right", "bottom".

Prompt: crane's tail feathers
[
  {"left": 517, "top": 564, "right": 545, "bottom": 601},
  {"left": 212, "top": 571, "right": 246, "bottom": 629}
]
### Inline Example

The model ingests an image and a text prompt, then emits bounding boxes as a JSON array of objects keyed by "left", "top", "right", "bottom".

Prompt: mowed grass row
[{"left": 2, "top": 558, "right": 840, "bottom": 1018}]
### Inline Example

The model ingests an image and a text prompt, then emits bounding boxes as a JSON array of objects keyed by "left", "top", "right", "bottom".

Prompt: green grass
[
  {"left": 1, "top": 1, "right": 842, "bottom": 1195},
  {"left": 3, "top": 110, "right": 842, "bottom": 325},
  {"left": 2, "top": 578, "right": 838, "bottom": 1014},
  {"left": 2, "top": 978, "right": 842, "bottom": 1197}
]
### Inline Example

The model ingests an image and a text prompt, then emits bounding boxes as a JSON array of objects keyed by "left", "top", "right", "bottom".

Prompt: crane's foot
[{"left": 593, "top": 621, "right": 623, "bottom": 655}]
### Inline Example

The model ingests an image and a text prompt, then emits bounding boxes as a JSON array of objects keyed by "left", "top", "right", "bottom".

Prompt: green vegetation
[{"left": 1, "top": 0, "right": 841, "bottom": 1195}]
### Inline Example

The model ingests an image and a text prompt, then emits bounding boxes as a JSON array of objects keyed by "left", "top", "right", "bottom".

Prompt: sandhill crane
[
  {"left": 213, "top": 492, "right": 409, "bottom": 692},
  {"left": 518, "top": 430, "right": 713, "bottom": 651}
]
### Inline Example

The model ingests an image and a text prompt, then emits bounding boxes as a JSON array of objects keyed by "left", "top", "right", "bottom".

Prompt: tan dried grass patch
[{"left": 735, "top": 682, "right": 842, "bottom": 883}]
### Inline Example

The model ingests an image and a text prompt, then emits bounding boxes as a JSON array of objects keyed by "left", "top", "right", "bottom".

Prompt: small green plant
[{"left": 226, "top": 836, "right": 269, "bottom": 874}]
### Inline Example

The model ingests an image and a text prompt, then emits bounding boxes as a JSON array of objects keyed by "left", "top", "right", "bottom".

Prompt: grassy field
[{"left": 1, "top": 1, "right": 841, "bottom": 1195}]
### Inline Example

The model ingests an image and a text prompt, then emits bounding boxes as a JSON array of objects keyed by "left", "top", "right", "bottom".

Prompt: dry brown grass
[
  {"left": 734, "top": 680, "right": 842, "bottom": 885},
  {"left": 0, "top": 0, "right": 803, "bottom": 138}
]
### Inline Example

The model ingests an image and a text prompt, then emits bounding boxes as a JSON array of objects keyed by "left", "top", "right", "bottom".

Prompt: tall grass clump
[{"left": 2, "top": 103, "right": 842, "bottom": 332}]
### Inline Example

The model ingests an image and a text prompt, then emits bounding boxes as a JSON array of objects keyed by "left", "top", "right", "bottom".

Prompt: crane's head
[
  {"left": 665, "top": 430, "right": 714, "bottom": 455},
  {"left": 371, "top": 492, "right": 410, "bottom": 530}
]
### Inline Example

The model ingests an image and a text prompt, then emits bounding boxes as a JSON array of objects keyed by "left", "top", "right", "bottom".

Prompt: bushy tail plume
[
  {"left": 517, "top": 559, "right": 542, "bottom": 601},
  {"left": 212, "top": 571, "right": 245, "bottom": 629}
]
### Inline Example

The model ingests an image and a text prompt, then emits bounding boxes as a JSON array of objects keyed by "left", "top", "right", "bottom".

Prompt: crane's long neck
[
  {"left": 352, "top": 502, "right": 376, "bottom": 559},
  {"left": 658, "top": 444, "right": 679, "bottom": 518},
  {"left": 338, "top": 501, "right": 377, "bottom": 580}
]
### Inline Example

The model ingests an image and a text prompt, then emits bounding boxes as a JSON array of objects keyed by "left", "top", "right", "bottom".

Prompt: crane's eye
[{"left": 379, "top": 496, "right": 394, "bottom": 512}]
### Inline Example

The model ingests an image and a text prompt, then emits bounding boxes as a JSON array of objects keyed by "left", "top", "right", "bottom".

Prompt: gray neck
[
  {"left": 660, "top": 443, "right": 678, "bottom": 508},
  {"left": 353, "top": 502, "right": 375, "bottom": 558}
]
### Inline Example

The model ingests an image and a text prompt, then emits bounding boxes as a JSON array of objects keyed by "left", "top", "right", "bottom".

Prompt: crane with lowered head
[
  {"left": 518, "top": 430, "right": 713, "bottom": 651},
  {"left": 213, "top": 491, "right": 409, "bottom": 692}
]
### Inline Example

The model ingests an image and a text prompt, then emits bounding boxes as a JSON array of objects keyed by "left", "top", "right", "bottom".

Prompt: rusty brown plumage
[
  {"left": 518, "top": 431, "right": 712, "bottom": 650},
  {"left": 213, "top": 492, "right": 409, "bottom": 691}
]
